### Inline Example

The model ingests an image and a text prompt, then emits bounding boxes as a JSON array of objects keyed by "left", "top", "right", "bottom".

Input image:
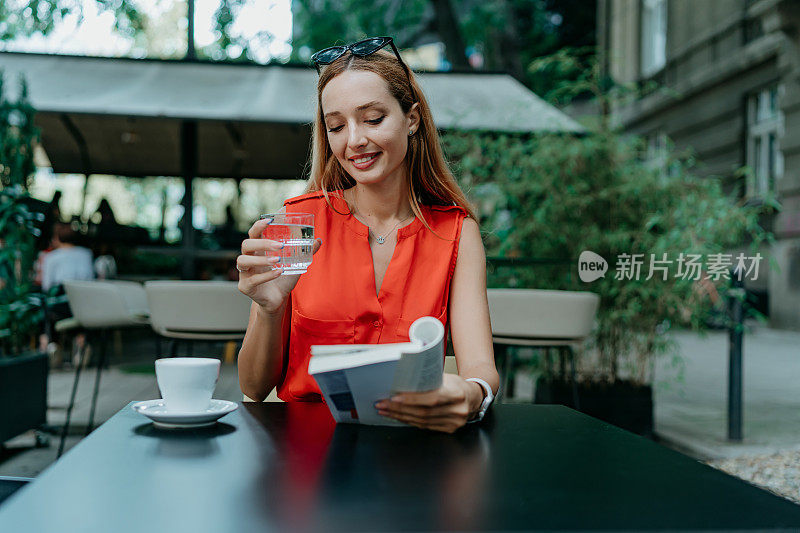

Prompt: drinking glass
[{"left": 260, "top": 212, "right": 315, "bottom": 274}]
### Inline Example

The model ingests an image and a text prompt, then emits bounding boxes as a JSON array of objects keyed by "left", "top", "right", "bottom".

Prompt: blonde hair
[{"left": 305, "top": 48, "right": 477, "bottom": 228}]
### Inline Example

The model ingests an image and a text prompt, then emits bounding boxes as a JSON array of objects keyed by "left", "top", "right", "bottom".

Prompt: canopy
[{"left": 0, "top": 51, "right": 584, "bottom": 179}]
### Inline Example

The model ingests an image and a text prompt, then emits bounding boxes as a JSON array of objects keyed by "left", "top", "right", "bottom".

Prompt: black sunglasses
[{"left": 311, "top": 36, "right": 410, "bottom": 77}]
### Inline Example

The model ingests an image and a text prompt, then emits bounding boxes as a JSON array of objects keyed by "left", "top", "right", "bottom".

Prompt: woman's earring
[{"left": 408, "top": 129, "right": 414, "bottom": 136}]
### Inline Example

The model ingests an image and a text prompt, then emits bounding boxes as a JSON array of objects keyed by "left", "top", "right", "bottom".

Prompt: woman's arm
[
  {"left": 375, "top": 218, "right": 499, "bottom": 432},
  {"left": 449, "top": 217, "right": 500, "bottom": 403},
  {"left": 236, "top": 213, "right": 322, "bottom": 401},
  {"left": 237, "top": 301, "right": 288, "bottom": 402}
]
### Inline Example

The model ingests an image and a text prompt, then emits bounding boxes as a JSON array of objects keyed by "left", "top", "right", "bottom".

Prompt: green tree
[
  {"left": 1, "top": 0, "right": 596, "bottom": 94},
  {"left": 290, "top": 0, "right": 430, "bottom": 62},
  {"left": 291, "top": 0, "right": 596, "bottom": 92}
]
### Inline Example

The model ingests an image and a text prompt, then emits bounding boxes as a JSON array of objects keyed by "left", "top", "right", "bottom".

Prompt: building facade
[{"left": 598, "top": 0, "right": 800, "bottom": 329}]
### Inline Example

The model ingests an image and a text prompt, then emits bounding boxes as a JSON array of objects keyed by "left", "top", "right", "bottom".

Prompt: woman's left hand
[{"left": 375, "top": 374, "right": 483, "bottom": 433}]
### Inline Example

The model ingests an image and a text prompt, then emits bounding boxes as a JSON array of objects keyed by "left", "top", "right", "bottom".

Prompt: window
[
  {"left": 643, "top": 130, "right": 678, "bottom": 180},
  {"left": 645, "top": 131, "right": 667, "bottom": 162},
  {"left": 746, "top": 85, "right": 783, "bottom": 198},
  {"left": 641, "top": 0, "right": 667, "bottom": 77}
]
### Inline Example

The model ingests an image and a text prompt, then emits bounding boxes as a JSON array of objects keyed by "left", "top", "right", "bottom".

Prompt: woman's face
[{"left": 321, "top": 69, "right": 419, "bottom": 188}]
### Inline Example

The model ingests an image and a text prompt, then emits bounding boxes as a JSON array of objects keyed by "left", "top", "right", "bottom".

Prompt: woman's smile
[{"left": 350, "top": 152, "right": 381, "bottom": 170}]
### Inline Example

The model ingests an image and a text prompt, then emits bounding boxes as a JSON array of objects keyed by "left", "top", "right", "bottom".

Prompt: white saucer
[{"left": 132, "top": 399, "right": 238, "bottom": 429}]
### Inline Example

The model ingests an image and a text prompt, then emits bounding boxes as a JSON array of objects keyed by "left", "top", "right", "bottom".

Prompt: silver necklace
[
  {"left": 351, "top": 190, "right": 413, "bottom": 244},
  {"left": 370, "top": 214, "right": 412, "bottom": 244}
]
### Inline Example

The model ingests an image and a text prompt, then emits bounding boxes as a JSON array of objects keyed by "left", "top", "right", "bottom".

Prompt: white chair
[
  {"left": 59, "top": 280, "right": 150, "bottom": 457},
  {"left": 144, "top": 281, "right": 251, "bottom": 357},
  {"left": 487, "top": 288, "right": 599, "bottom": 402},
  {"left": 111, "top": 280, "right": 150, "bottom": 321}
]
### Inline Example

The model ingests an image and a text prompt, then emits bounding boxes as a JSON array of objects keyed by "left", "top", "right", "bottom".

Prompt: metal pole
[
  {"left": 80, "top": 174, "right": 90, "bottom": 221},
  {"left": 159, "top": 184, "right": 167, "bottom": 243},
  {"left": 186, "top": 0, "right": 196, "bottom": 60},
  {"left": 728, "top": 271, "right": 744, "bottom": 441},
  {"left": 182, "top": 0, "right": 197, "bottom": 277},
  {"left": 180, "top": 121, "right": 197, "bottom": 279}
]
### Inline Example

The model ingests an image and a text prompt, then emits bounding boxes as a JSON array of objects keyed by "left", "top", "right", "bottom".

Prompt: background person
[
  {"left": 236, "top": 37, "right": 498, "bottom": 433},
  {"left": 41, "top": 222, "right": 95, "bottom": 293},
  {"left": 40, "top": 223, "right": 95, "bottom": 367}
]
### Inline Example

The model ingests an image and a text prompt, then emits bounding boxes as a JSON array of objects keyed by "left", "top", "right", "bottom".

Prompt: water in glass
[{"left": 261, "top": 215, "right": 314, "bottom": 274}]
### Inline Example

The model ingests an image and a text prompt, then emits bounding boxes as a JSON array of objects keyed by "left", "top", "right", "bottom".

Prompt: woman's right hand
[{"left": 236, "top": 218, "right": 322, "bottom": 315}]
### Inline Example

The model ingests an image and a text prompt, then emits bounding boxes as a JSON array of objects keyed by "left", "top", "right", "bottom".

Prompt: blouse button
[{"left": 373, "top": 320, "right": 381, "bottom": 328}]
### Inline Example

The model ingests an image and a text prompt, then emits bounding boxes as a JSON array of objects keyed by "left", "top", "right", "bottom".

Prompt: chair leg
[
  {"left": 558, "top": 347, "right": 567, "bottom": 380},
  {"left": 543, "top": 347, "right": 552, "bottom": 377},
  {"left": 79, "top": 337, "right": 92, "bottom": 369},
  {"left": 496, "top": 343, "right": 513, "bottom": 401},
  {"left": 494, "top": 344, "right": 502, "bottom": 399},
  {"left": 85, "top": 330, "right": 108, "bottom": 436},
  {"left": 113, "top": 329, "right": 123, "bottom": 361},
  {"left": 223, "top": 341, "right": 237, "bottom": 365},
  {"left": 58, "top": 345, "right": 84, "bottom": 458},
  {"left": 568, "top": 346, "right": 580, "bottom": 410},
  {"left": 170, "top": 339, "right": 179, "bottom": 358}
]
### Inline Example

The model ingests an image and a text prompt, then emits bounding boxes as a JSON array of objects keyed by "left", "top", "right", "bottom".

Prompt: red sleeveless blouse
[{"left": 276, "top": 190, "right": 467, "bottom": 402}]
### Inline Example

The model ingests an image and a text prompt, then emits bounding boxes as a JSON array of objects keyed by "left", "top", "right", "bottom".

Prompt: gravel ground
[{"left": 707, "top": 450, "right": 800, "bottom": 504}]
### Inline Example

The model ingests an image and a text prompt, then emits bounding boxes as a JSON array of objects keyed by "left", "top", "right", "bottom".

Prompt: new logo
[{"left": 578, "top": 251, "right": 608, "bottom": 283}]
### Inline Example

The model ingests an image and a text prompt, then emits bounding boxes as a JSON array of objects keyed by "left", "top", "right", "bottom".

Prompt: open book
[{"left": 309, "top": 316, "right": 445, "bottom": 426}]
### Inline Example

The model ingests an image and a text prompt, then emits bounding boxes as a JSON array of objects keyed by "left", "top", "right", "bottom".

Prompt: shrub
[
  {"left": 0, "top": 72, "right": 44, "bottom": 356},
  {"left": 442, "top": 85, "right": 775, "bottom": 385}
]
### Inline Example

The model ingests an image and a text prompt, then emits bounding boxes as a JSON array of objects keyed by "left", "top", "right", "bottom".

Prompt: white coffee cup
[{"left": 155, "top": 357, "right": 220, "bottom": 413}]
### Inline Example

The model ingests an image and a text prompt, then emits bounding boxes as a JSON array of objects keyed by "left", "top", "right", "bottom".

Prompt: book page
[
  {"left": 344, "top": 362, "right": 405, "bottom": 426},
  {"left": 391, "top": 317, "right": 445, "bottom": 392}
]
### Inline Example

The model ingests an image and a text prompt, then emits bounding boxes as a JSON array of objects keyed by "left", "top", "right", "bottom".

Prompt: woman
[{"left": 237, "top": 37, "right": 498, "bottom": 433}]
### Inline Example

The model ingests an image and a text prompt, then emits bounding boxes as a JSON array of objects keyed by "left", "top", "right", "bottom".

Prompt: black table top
[{"left": 2, "top": 402, "right": 800, "bottom": 532}]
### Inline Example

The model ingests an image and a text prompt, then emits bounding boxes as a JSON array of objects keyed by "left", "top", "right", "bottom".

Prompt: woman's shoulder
[
  {"left": 424, "top": 203, "right": 469, "bottom": 224},
  {"left": 284, "top": 190, "right": 347, "bottom": 211},
  {"left": 421, "top": 203, "right": 470, "bottom": 240},
  {"left": 284, "top": 190, "right": 325, "bottom": 206}
]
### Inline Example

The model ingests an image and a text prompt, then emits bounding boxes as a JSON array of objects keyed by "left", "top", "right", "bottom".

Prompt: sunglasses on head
[{"left": 310, "top": 36, "right": 410, "bottom": 77}]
